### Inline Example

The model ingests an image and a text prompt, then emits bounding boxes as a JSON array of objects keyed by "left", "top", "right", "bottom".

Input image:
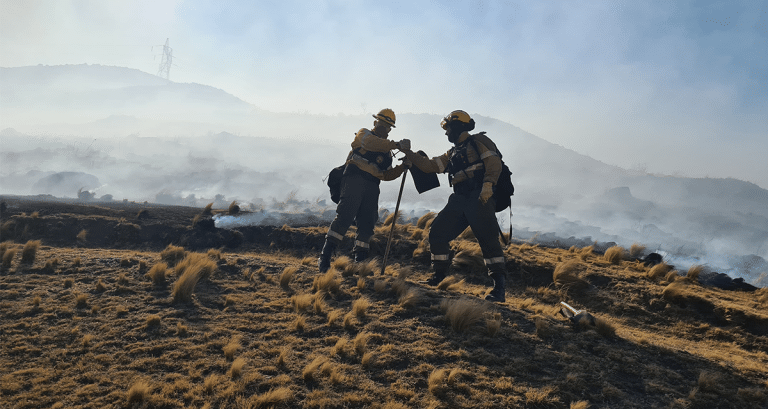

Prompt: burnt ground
[{"left": 1, "top": 195, "right": 767, "bottom": 409}]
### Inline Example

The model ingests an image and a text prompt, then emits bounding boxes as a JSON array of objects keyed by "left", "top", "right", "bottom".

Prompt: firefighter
[
  {"left": 318, "top": 108, "right": 411, "bottom": 273},
  {"left": 400, "top": 110, "right": 507, "bottom": 302}
]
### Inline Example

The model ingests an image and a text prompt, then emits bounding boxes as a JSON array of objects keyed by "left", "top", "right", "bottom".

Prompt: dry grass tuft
[
  {"left": 352, "top": 296, "right": 370, "bottom": 318},
  {"left": 534, "top": 316, "right": 553, "bottom": 338},
  {"left": 202, "top": 203, "right": 213, "bottom": 215},
  {"left": 343, "top": 312, "right": 355, "bottom": 329},
  {"left": 417, "top": 212, "right": 437, "bottom": 229},
  {"left": 553, "top": 260, "right": 589, "bottom": 292},
  {"left": 293, "top": 315, "right": 307, "bottom": 332},
  {"left": 664, "top": 270, "right": 679, "bottom": 282},
  {"left": 579, "top": 245, "right": 594, "bottom": 261},
  {"left": 332, "top": 337, "right": 349, "bottom": 358},
  {"left": 486, "top": 312, "right": 502, "bottom": 337},
  {"left": 280, "top": 266, "right": 298, "bottom": 290},
  {"left": 176, "top": 322, "right": 188, "bottom": 337},
  {"left": 82, "top": 334, "right": 95, "bottom": 348},
  {"left": 303, "top": 356, "right": 327, "bottom": 382},
  {"left": 686, "top": 264, "right": 704, "bottom": 282},
  {"left": 373, "top": 279, "right": 388, "bottom": 293},
  {"left": 647, "top": 262, "right": 673, "bottom": 280},
  {"left": 277, "top": 347, "right": 290, "bottom": 367},
  {"left": 629, "top": 243, "right": 646, "bottom": 258},
  {"left": 64, "top": 278, "right": 74, "bottom": 289},
  {"left": 250, "top": 387, "right": 292, "bottom": 408},
  {"left": 428, "top": 368, "right": 448, "bottom": 396},
  {"left": 313, "top": 294, "right": 326, "bottom": 315},
  {"left": 146, "top": 263, "right": 168, "bottom": 285},
  {"left": 346, "top": 258, "right": 379, "bottom": 278},
  {"left": 145, "top": 314, "right": 161, "bottom": 328},
  {"left": 353, "top": 332, "right": 373, "bottom": 355},
  {"left": 76, "top": 229, "right": 87, "bottom": 242},
  {"left": 228, "top": 200, "right": 240, "bottom": 215},
  {"left": 206, "top": 248, "right": 222, "bottom": 261},
  {"left": 443, "top": 298, "right": 488, "bottom": 333},
  {"left": 2, "top": 247, "right": 17, "bottom": 268},
  {"left": 594, "top": 316, "right": 617, "bottom": 338},
  {"left": 452, "top": 242, "right": 485, "bottom": 273},
  {"left": 398, "top": 287, "right": 421, "bottom": 308},
  {"left": 95, "top": 279, "right": 106, "bottom": 292},
  {"left": 382, "top": 211, "right": 403, "bottom": 226},
  {"left": 603, "top": 246, "right": 626, "bottom": 264},
  {"left": 172, "top": 253, "right": 217, "bottom": 303},
  {"left": 291, "top": 293, "right": 313, "bottom": 313},
  {"left": 223, "top": 337, "right": 241, "bottom": 360},
  {"left": 525, "top": 385, "right": 559, "bottom": 405},
  {"left": 327, "top": 309, "right": 343, "bottom": 326},
  {"left": 160, "top": 244, "right": 187, "bottom": 267},
  {"left": 75, "top": 293, "right": 88, "bottom": 308},
  {"left": 126, "top": 380, "right": 150, "bottom": 404},
  {"left": 570, "top": 400, "right": 591, "bottom": 409},
  {"left": 437, "top": 275, "right": 465, "bottom": 291},
  {"left": 229, "top": 357, "right": 245, "bottom": 379},
  {"left": 21, "top": 240, "right": 41, "bottom": 264},
  {"left": 300, "top": 256, "right": 315, "bottom": 266},
  {"left": 331, "top": 255, "right": 351, "bottom": 272},
  {"left": 697, "top": 370, "right": 721, "bottom": 393}
]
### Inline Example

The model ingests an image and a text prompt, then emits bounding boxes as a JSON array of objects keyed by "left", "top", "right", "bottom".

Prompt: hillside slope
[{"left": 0, "top": 197, "right": 766, "bottom": 408}]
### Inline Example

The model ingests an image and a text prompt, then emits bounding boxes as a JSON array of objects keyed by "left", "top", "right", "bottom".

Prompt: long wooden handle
[{"left": 381, "top": 170, "right": 408, "bottom": 275}]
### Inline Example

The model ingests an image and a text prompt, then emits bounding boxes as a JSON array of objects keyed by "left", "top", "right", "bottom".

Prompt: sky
[{"left": 1, "top": 0, "right": 767, "bottom": 188}]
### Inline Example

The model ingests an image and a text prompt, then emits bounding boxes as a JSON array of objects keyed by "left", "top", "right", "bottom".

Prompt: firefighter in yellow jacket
[
  {"left": 400, "top": 110, "right": 507, "bottom": 302},
  {"left": 318, "top": 108, "right": 411, "bottom": 273}
]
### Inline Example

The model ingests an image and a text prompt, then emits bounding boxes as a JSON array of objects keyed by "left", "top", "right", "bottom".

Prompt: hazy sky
[{"left": 1, "top": 0, "right": 767, "bottom": 187}]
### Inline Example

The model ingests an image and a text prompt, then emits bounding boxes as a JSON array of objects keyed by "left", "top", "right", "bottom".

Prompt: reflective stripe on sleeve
[
  {"left": 484, "top": 257, "right": 506, "bottom": 265},
  {"left": 354, "top": 240, "right": 370, "bottom": 249},
  {"left": 327, "top": 230, "right": 344, "bottom": 241},
  {"left": 431, "top": 253, "right": 449, "bottom": 261},
  {"left": 434, "top": 157, "right": 446, "bottom": 173}
]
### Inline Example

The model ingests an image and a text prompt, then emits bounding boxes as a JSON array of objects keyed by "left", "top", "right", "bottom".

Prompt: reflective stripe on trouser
[
  {"left": 429, "top": 188, "right": 506, "bottom": 274},
  {"left": 327, "top": 172, "right": 380, "bottom": 246},
  {"left": 354, "top": 239, "right": 370, "bottom": 253}
]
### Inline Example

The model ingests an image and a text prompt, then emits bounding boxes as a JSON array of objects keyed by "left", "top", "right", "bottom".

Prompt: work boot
[
  {"left": 354, "top": 250, "right": 369, "bottom": 263},
  {"left": 420, "top": 261, "right": 449, "bottom": 286},
  {"left": 485, "top": 271, "right": 506, "bottom": 302},
  {"left": 318, "top": 240, "right": 337, "bottom": 274}
]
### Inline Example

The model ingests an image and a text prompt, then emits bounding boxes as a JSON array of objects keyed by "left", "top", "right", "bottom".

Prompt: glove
[
  {"left": 396, "top": 139, "right": 411, "bottom": 152},
  {"left": 479, "top": 182, "right": 494, "bottom": 204},
  {"left": 399, "top": 156, "right": 412, "bottom": 168}
]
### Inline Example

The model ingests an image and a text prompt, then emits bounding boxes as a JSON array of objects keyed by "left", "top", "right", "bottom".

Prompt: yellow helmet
[
  {"left": 441, "top": 110, "right": 473, "bottom": 130},
  {"left": 373, "top": 108, "right": 396, "bottom": 128}
]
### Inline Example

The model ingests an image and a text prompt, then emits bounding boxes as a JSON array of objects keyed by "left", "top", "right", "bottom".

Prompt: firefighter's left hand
[{"left": 479, "top": 182, "right": 493, "bottom": 204}]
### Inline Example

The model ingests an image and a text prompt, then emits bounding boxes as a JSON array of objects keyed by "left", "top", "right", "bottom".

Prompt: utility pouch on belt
[{"left": 410, "top": 151, "right": 440, "bottom": 193}]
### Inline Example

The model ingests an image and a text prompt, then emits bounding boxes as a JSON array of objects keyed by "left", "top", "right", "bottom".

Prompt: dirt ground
[{"left": 1, "top": 195, "right": 766, "bottom": 409}]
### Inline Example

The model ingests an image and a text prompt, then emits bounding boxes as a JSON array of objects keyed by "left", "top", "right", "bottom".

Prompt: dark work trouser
[
  {"left": 429, "top": 186, "right": 506, "bottom": 274},
  {"left": 326, "top": 171, "right": 380, "bottom": 254}
]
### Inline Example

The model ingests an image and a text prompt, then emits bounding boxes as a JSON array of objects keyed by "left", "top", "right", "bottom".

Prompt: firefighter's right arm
[{"left": 403, "top": 149, "right": 450, "bottom": 174}]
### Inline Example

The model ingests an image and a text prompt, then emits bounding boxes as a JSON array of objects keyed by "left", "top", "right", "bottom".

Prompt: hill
[
  {"left": 0, "top": 196, "right": 766, "bottom": 408},
  {"left": 1, "top": 63, "right": 767, "bottom": 284}
]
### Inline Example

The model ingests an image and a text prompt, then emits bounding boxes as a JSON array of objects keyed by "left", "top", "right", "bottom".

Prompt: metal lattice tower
[{"left": 156, "top": 38, "right": 173, "bottom": 80}]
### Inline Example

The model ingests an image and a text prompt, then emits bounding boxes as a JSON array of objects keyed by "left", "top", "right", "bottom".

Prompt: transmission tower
[{"left": 154, "top": 38, "right": 173, "bottom": 80}]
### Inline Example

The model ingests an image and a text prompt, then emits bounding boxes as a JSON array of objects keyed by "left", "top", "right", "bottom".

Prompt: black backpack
[
  {"left": 327, "top": 164, "right": 346, "bottom": 204},
  {"left": 468, "top": 135, "right": 514, "bottom": 212}
]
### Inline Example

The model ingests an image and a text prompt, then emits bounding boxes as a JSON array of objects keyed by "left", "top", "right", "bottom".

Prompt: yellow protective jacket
[
  {"left": 405, "top": 131, "right": 502, "bottom": 186},
  {"left": 346, "top": 128, "right": 406, "bottom": 181}
]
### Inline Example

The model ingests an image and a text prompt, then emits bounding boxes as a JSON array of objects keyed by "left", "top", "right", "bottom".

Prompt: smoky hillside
[{"left": 1, "top": 64, "right": 766, "bottom": 285}]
